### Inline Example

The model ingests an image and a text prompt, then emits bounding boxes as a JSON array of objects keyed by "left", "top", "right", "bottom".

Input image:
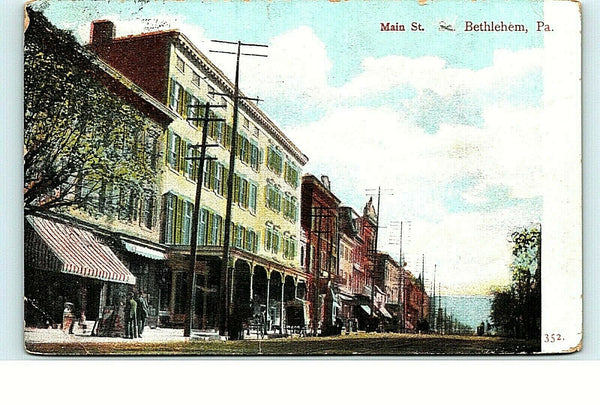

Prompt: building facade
[
  {"left": 300, "top": 174, "right": 340, "bottom": 334},
  {"left": 89, "top": 21, "right": 309, "bottom": 335},
  {"left": 24, "top": 9, "right": 176, "bottom": 335}
]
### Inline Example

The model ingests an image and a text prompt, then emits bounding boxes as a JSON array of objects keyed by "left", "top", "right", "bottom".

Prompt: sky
[{"left": 32, "top": 0, "right": 547, "bottom": 296}]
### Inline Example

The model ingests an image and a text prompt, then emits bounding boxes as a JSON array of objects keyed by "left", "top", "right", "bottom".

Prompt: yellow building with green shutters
[{"left": 90, "top": 20, "right": 309, "bottom": 333}]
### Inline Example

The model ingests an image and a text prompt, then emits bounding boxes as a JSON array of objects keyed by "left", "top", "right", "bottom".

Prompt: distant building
[{"left": 300, "top": 174, "right": 340, "bottom": 334}]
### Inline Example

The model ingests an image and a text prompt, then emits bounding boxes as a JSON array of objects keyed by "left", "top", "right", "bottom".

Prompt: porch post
[
  {"left": 280, "top": 274, "right": 285, "bottom": 334},
  {"left": 265, "top": 270, "right": 271, "bottom": 328}
]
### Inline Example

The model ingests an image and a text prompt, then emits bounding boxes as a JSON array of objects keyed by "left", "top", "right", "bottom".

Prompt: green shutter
[{"left": 166, "top": 130, "right": 172, "bottom": 166}]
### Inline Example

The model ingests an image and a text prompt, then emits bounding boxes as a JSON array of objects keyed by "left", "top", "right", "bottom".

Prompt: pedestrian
[
  {"left": 125, "top": 292, "right": 138, "bottom": 339},
  {"left": 136, "top": 291, "right": 149, "bottom": 338}
]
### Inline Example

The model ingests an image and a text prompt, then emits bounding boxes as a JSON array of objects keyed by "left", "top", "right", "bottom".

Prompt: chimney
[
  {"left": 320, "top": 175, "right": 330, "bottom": 190},
  {"left": 90, "top": 20, "right": 115, "bottom": 46}
]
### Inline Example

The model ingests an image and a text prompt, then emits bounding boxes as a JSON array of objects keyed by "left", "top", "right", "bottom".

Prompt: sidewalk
[{"left": 24, "top": 324, "right": 187, "bottom": 344}]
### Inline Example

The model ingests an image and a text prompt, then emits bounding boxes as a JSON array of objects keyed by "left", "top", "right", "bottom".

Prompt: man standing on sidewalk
[
  {"left": 125, "top": 292, "right": 137, "bottom": 339},
  {"left": 136, "top": 291, "right": 149, "bottom": 338}
]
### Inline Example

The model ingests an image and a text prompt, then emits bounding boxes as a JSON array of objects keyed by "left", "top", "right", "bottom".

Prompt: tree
[
  {"left": 24, "top": 7, "right": 159, "bottom": 214},
  {"left": 491, "top": 225, "right": 541, "bottom": 340}
]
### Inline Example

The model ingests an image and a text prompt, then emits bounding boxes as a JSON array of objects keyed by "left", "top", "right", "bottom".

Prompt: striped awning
[
  {"left": 26, "top": 215, "right": 136, "bottom": 285},
  {"left": 122, "top": 240, "right": 167, "bottom": 260}
]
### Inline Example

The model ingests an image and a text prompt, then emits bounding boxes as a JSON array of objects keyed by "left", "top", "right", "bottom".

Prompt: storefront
[{"left": 24, "top": 214, "right": 136, "bottom": 336}]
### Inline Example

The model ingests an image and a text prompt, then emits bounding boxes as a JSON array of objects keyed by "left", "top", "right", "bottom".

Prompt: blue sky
[{"left": 34, "top": 0, "right": 547, "bottom": 294}]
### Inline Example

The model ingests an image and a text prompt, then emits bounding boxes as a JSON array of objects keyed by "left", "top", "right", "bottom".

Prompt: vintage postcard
[{"left": 23, "top": 0, "right": 582, "bottom": 355}]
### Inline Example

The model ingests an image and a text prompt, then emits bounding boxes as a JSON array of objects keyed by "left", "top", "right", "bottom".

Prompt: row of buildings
[{"left": 24, "top": 9, "right": 429, "bottom": 338}]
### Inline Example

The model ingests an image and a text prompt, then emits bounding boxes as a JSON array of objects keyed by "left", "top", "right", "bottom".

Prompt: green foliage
[
  {"left": 24, "top": 8, "right": 160, "bottom": 212},
  {"left": 491, "top": 225, "right": 541, "bottom": 340}
]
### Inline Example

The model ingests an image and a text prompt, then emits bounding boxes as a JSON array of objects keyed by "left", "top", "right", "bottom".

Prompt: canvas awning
[
  {"left": 378, "top": 306, "right": 393, "bottom": 319},
  {"left": 122, "top": 240, "right": 167, "bottom": 260},
  {"left": 360, "top": 304, "right": 376, "bottom": 316},
  {"left": 26, "top": 215, "right": 136, "bottom": 285}
]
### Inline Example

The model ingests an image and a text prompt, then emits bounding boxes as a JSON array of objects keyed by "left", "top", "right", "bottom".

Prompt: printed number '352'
[{"left": 544, "top": 333, "right": 563, "bottom": 343}]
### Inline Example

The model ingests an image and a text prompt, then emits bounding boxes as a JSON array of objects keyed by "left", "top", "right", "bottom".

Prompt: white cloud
[{"left": 289, "top": 101, "right": 544, "bottom": 293}]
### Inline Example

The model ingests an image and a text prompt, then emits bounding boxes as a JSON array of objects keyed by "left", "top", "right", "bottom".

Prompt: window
[
  {"left": 213, "top": 120, "right": 224, "bottom": 144},
  {"left": 213, "top": 163, "right": 222, "bottom": 195},
  {"left": 208, "top": 85, "right": 215, "bottom": 99},
  {"left": 246, "top": 229, "right": 256, "bottom": 253},
  {"left": 282, "top": 236, "right": 297, "bottom": 260},
  {"left": 192, "top": 71, "right": 202, "bottom": 87},
  {"left": 252, "top": 124, "right": 259, "bottom": 138},
  {"left": 272, "top": 229, "right": 281, "bottom": 254},
  {"left": 163, "top": 193, "right": 175, "bottom": 243},
  {"left": 249, "top": 183, "right": 257, "bottom": 214},
  {"left": 162, "top": 193, "right": 198, "bottom": 245},
  {"left": 283, "top": 195, "right": 298, "bottom": 222},
  {"left": 250, "top": 142, "right": 260, "bottom": 171},
  {"left": 184, "top": 141, "right": 195, "bottom": 178},
  {"left": 141, "top": 192, "right": 156, "bottom": 229},
  {"left": 267, "top": 146, "right": 283, "bottom": 175},
  {"left": 167, "top": 131, "right": 182, "bottom": 171},
  {"left": 209, "top": 213, "right": 222, "bottom": 245},
  {"left": 238, "top": 135, "right": 250, "bottom": 164},
  {"left": 235, "top": 225, "right": 245, "bottom": 249},
  {"left": 265, "top": 225, "right": 273, "bottom": 252},
  {"left": 169, "top": 78, "right": 184, "bottom": 114},
  {"left": 241, "top": 115, "right": 250, "bottom": 129},
  {"left": 187, "top": 94, "right": 200, "bottom": 128},
  {"left": 203, "top": 158, "right": 212, "bottom": 189},
  {"left": 284, "top": 162, "right": 299, "bottom": 188},
  {"left": 266, "top": 184, "right": 282, "bottom": 212},
  {"left": 239, "top": 178, "right": 249, "bottom": 209},
  {"left": 182, "top": 201, "right": 193, "bottom": 245},
  {"left": 176, "top": 56, "right": 185, "bottom": 72},
  {"left": 198, "top": 208, "right": 208, "bottom": 245}
]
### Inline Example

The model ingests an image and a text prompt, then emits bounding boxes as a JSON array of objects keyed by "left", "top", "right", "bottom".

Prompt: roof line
[{"left": 108, "top": 29, "right": 308, "bottom": 165}]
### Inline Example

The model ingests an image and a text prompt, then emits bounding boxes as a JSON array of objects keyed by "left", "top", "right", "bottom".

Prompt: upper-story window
[
  {"left": 284, "top": 162, "right": 299, "bottom": 188},
  {"left": 176, "top": 56, "right": 186, "bottom": 73},
  {"left": 283, "top": 235, "right": 297, "bottom": 260},
  {"left": 282, "top": 194, "right": 298, "bottom": 223},
  {"left": 250, "top": 141, "right": 261, "bottom": 171},
  {"left": 241, "top": 115, "right": 250, "bottom": 129},
  {"left": 162, "top": 192, "right": 194, "bottom": 245},
  {"left": 252, "top": 124, "right": 259, "bottom": 138},
  {"left": 237, "top": 134, "right": 250, "bottom": 164},
  {"left": 192, "top": 71, "right": 202, "bottom": 87},
  {"left": 187, "top": 94, "right": 200, "bottom": 128},
  {"left": 167, "top": 130, "right": 182, "bottom": 171},
  {"left": 267, "top": 146, "right": 283, "bottom": 176},
  {"left": 249, "top": 183, "right": 258, "bottom": 214},
  {"left": 266, "top": 184, "right": 282, "bottom": 212},
  {"left": 208, "top": 85, "right": 215, "bottom": 99},
  {"left": 168, "top": 79, "right": 183, "bottom": 115}
]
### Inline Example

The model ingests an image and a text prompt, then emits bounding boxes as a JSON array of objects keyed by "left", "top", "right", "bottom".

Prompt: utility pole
[
  {"left": 309, "top": 206, "right": 335, "bottom": 335},
  {"left": 183, "top": 101, "right": 224, "bottom": 337},
  {"left": 368, "top": 187, "right": 382, "bottom": 322},
  {"left": 432, "top": 264, "right": 436, "bottom": 332},
  {"left": 420, "top": 253, "right": 425, "bottom": 320},
  {"left": 209, "top": 40, "right": 267, "bottom": 337}
]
